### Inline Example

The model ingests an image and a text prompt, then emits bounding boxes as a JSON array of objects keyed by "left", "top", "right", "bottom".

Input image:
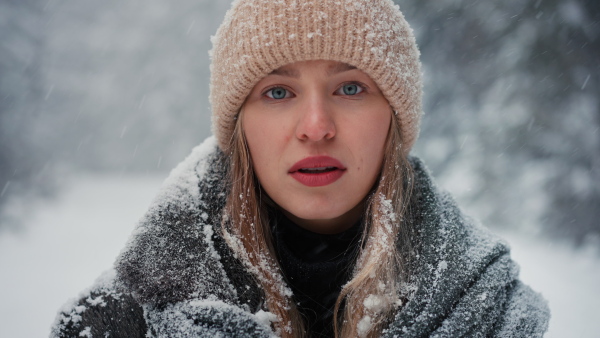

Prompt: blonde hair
[{"left": 222, "top": 111, "right": 413, "bottom": 337}]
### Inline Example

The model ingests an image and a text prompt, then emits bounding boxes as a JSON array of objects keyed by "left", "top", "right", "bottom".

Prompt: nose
[{"left": 295, "top": 94, "right": 336, "bottom": 142}]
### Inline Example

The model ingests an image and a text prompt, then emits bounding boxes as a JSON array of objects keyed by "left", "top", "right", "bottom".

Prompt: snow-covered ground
[{"left": 0, "top": 174, "right": 598, "bottom": 337}]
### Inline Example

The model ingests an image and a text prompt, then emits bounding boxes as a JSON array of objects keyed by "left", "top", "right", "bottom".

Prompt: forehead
[{"left": 269, "top": 61, "right": 357, "bottom": 78}]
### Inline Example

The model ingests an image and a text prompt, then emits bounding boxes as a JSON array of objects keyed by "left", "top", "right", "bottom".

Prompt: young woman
[{"left": 52, "top": 0, "right": 549, "bottom": 337}]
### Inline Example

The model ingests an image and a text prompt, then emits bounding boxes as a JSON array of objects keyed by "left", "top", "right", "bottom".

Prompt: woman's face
[{"left": 242, "top": 60, "right": 392, "bottom": 234}]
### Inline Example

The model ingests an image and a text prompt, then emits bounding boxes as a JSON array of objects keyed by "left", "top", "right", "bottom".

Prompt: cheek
[
  {"left": 246, "top": 124, "right": 287, "bottom": 153},
  {"left": 356, "top": 109, "right": 391, "bottom": 174},
  {"left": 243, "top": 113, "right": 289, "bottom": 179},
  {"left": 244, "top": 126, "right": 269, "bottom": 172},
  {"left": 244, "top": 106, "right": 295, "bottom": 149}
]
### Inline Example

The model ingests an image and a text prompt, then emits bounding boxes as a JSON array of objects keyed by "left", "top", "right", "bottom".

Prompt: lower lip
[{"left": 289, "top": 169, "right": 345, "bottom": 187}]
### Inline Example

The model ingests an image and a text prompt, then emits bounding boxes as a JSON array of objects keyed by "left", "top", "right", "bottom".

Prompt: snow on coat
[{"left": 50, "top": 136, "right": 550, "bottom": 337}]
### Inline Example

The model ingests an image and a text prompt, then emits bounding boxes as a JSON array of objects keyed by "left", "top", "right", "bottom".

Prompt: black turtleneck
[{"left": 271, "top": 212, "right": 362, "bottom": 337}]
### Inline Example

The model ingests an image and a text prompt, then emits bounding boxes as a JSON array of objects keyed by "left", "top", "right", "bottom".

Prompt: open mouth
[{"left": 289, "top": 156, "right": 346, "bottom": 187}]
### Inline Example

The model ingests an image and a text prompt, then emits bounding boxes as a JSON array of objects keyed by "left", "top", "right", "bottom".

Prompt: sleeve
[
  {"left": 50, "top": 289, "right": 277, "bottom": 338},
  {"left": 493, "top": 281, "right": 551, "bottom": 338},
  {"left": 143, "top": 299, "right": 276, "bottom": 337},
  {"left": 50, "top": 289, "right": 147, "bottom": 338}
]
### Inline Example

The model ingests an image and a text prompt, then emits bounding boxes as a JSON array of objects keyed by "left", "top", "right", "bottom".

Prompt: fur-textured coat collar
[{"left": 107, "top": 136, "right": 549, "bottom": 336}]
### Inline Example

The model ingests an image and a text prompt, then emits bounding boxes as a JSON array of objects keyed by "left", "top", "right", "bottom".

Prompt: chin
[{"left": 287, "top": 205, "right": 347, "bottom": 221}]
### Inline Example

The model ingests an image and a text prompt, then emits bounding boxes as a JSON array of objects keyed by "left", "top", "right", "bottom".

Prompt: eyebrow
[
  {"left": 327, "top": 63, "right": 357, "bottom": 76},
  {"left": 269, "top": 67, "right": 300, "bottom": 78},
  {"left": 269, "top": 63, "right": 357, "bottom": 78}
]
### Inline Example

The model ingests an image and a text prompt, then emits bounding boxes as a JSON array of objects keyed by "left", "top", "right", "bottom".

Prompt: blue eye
[
  {"left": 338, "top": 83, "right": 364, "bottom": 96},
  {"left": 266, "top": 87, "right": 289, "bottom": 99}
]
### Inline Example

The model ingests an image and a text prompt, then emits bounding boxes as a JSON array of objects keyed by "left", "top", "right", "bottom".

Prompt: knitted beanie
[{"left": 209, "top": 0, "right": 422, "bottom": 153}]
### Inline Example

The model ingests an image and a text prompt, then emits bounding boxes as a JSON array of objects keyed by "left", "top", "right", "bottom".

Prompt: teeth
[{"left": 299, "top": 167, "right": 336, "bottom": 173}]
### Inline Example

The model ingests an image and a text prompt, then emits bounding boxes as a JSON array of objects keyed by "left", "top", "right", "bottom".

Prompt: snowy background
[{"left": 1, "top": 0, "right": 598, "bottom": 337}]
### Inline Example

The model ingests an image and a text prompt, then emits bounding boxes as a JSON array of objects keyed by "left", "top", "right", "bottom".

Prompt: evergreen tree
[{"left": 401, "top": 0, "right": 600, "bottom": 242}]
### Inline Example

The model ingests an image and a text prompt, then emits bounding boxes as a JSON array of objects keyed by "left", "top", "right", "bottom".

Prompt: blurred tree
[
  {"left": 400, "top": 0, "right": 600, "bottom": 243},
  {"left": 1, "top": 0, "right": 598, "bottom": 243},
  {"left": 37, "top": 0, "right": 230, "bottom": 173},
  {"left": 0, "top": 0, "right": 54, "bottom": 230}
]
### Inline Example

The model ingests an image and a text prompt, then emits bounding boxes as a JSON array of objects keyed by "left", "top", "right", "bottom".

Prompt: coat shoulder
[
  {"left": 114, "top": 136, "right": 240, "bottom": 306},
  {"left": 385, "top": 156, "right": 550, "bottom": 337}
]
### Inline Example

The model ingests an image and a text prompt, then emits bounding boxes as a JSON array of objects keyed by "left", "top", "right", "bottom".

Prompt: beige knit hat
[{"left": 209, "top": 0, "right": 422, "bottom": 153}]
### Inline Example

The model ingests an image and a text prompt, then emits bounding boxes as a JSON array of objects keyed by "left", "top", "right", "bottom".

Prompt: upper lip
[{"left": 288, "top": 156, "right": 346, "bottom": 173}]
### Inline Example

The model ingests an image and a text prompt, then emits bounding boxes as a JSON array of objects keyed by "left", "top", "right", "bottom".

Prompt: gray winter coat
[{"left": 50, "top": 136, "right": 550, "bottom": 337}]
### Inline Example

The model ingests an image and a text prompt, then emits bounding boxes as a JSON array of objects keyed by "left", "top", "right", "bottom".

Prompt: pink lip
[{"left": 288, "top": 156, "right": 346, "bottom": 187}]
